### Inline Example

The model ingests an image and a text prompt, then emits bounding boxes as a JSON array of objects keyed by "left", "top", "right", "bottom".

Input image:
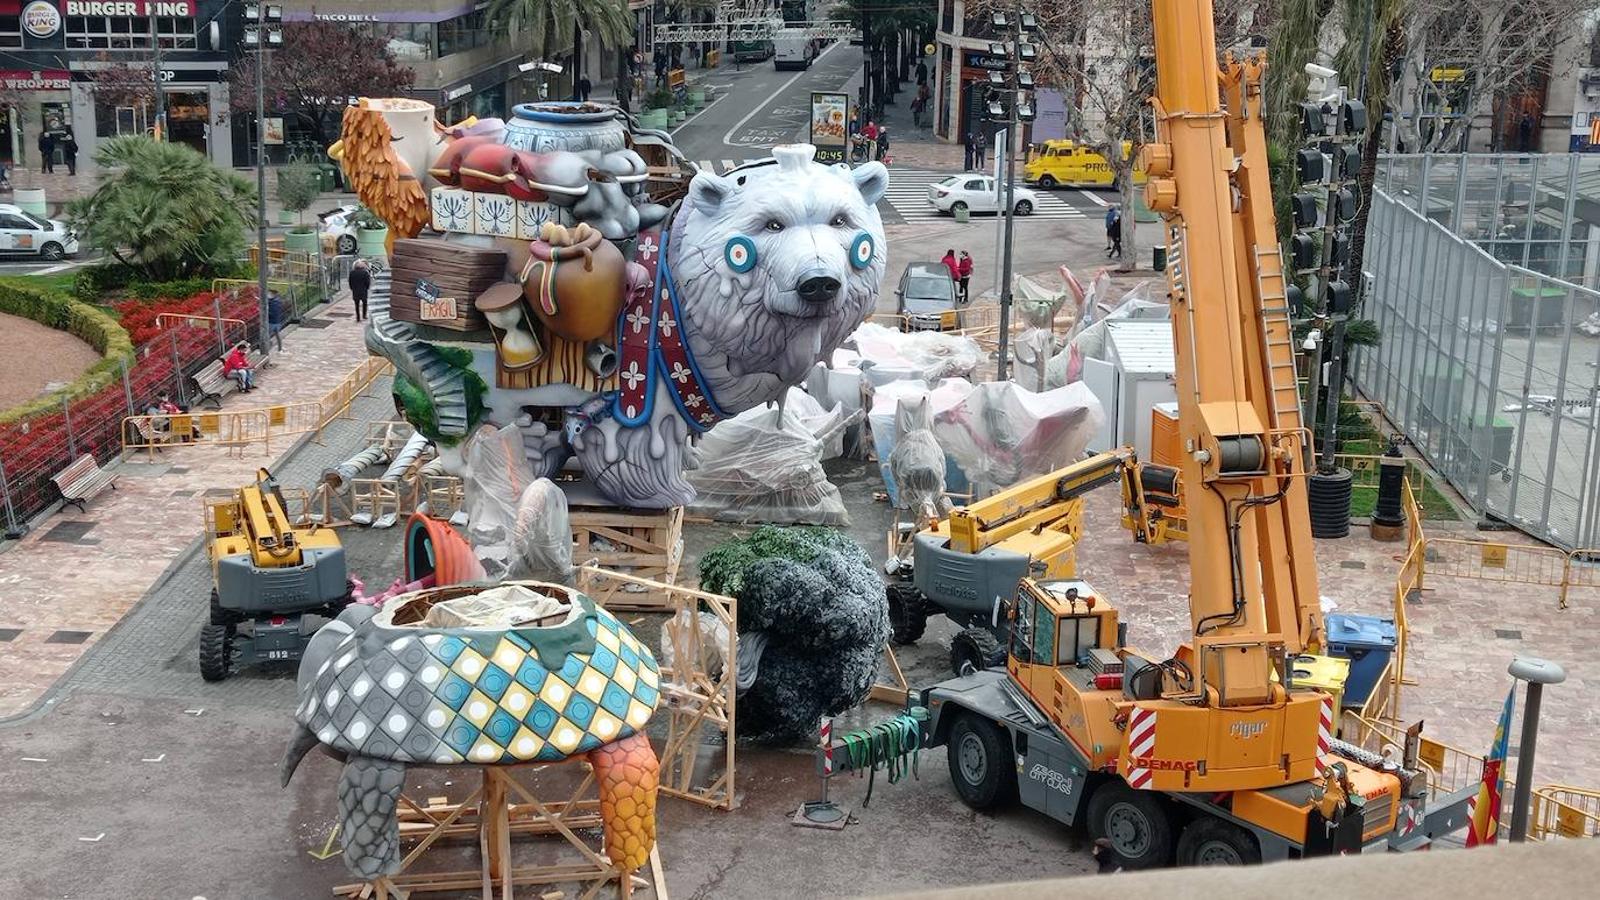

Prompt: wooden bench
[
  {"left": 52, "top": 454, "right": 117, "bottom": 512},
  {"left": 191, "top": 349, "right": 273, "bottom": 409},
  {"left": 128, "top": 416, "right": 173, "bottom": 453}
]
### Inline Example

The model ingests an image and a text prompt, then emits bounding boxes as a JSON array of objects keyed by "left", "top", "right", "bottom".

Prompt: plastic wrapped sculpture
[
  {"left": 280, "top": 582, "right": 661, "bottom": 882},
  {"left": 332, "top": 98, "right": 888, "bottom": 508}
]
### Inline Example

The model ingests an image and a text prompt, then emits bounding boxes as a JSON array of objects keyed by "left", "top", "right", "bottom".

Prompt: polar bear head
[{"left": 667, "top": 145, "right": 888, "bottom": 414}]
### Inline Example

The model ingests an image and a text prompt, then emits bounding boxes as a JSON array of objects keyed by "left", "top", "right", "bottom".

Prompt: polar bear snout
[{"left": 796, "top": 272, "right": 842, "bottom": 304}]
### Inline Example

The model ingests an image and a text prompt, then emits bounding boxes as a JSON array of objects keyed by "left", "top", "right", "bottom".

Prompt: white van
[{"left": 774, "top": 35, "right": 814, "bottom": 70}]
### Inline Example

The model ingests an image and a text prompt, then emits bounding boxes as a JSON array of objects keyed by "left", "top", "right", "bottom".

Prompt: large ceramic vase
[
  {"left": 523, "top": 229, "right": 627, "bottom": 342},
  {"left": 503, "top": 103, "right": 628, "bottom": 155}
]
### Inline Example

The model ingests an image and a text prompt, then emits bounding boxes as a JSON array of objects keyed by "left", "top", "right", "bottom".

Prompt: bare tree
[
  {"left": 1389, "top": 0, "right": 1597, "bottom": 152},
  {"left": 965, "top": 0, "right": 1266, "bottom": 272}
]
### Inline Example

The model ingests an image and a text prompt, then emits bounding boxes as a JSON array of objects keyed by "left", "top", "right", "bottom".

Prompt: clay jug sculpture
[{"left": 521, "top": 222, "right": 627, "bottom": 342}]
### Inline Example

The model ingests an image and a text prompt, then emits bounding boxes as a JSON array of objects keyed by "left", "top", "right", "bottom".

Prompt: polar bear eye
[
  {"left": 764, "top": 219, "right": 785, "bottom": 233},
  {"left": 830, "top": 214, "right": 849, "bottom": 228}
]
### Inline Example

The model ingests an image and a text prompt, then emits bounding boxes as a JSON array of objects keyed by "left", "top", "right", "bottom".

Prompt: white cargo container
[{"left": 1081, "top": 319, "right": 1176, "bottom": 460}]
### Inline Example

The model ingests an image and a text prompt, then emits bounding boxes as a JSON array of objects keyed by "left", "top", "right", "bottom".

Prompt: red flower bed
[{"left": 0, "top": 289, "right": 263, "bottom": 530}]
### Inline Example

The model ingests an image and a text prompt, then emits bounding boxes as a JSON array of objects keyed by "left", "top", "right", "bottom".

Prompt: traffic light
[
  {"left": 1326, "top": 279, "right": 1352, "bottom": 314},
  {"left": 1297, "top": 148, "right": 1325, "bottom": 183},
  {"left": 1291, "top": 193, "right": 1320, "bottom": 229},
  {"left": 1291, "top": 233, "right": 1319, "bottom": 270}
]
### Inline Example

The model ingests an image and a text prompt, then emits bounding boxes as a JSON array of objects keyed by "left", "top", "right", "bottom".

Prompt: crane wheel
[
  {"left": 950, "top": 627, "right": 1001, "bottom": 676},
  {"left": 1087, "top": 781, "right": 1174, "bottom": 869},
  {"left": 199, "top": 623, "right": 234, "bottom": 683},
  {"left": 946, "top": 714, "right": 1016, "bottom": 810},
  {"left": 208, "top": 589, "right": 245, "bottom": 629},
  {"left": 1176, "top": 816, "right": 1260, "bottom": 866},
  {"left": 886, "top": 583, "right": 928, "bottom": 645}
]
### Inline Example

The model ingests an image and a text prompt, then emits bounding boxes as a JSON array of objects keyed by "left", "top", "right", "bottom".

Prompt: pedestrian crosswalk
[
  {"left": 879, "top": 169, "right": 1088, "bottom": 223},
  {"left": 687, "top": 161, "right": 1090, "bottom": 224}
]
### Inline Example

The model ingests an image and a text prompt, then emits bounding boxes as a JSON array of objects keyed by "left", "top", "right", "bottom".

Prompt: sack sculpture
[
  {"left": 333, "top": 98, "right": 888, "bottom": 509},
  {"left": 280, "top": 583, "right": 661, "bottom": 882}
]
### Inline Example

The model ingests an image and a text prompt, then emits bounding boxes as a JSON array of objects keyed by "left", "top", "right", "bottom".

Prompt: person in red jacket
[
  {"left": 223, "top": 343, "right": 255, "bottom": 393},
  {"left": 940, "top": 248, "right": 958, "bottom": 282},
  {"left": 957, "top": 250, "right": 974, "bottom": 303}
]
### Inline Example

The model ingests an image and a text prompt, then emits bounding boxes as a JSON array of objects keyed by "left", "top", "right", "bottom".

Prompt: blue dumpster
[{"left": 1323, "top": 613, "right": 1398, "bottom": 708}]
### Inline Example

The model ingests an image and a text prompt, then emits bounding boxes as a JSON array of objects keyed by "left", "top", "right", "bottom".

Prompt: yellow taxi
[{"left": 1023, "top": 140, "right": 1148, "bottom": 189}]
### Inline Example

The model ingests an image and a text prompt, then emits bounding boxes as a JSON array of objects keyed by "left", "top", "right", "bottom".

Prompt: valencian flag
[{"left": 1466, "top": 686, "right": 1516, "bottom": 846}]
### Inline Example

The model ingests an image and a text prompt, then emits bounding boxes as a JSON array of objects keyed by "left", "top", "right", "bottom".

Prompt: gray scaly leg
[{"left": 337, "top": 756, "right": 407, "bottom": 880}]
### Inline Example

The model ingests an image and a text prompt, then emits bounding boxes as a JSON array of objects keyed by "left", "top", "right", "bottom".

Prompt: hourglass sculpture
[{"left": 476, "top": 283, "right": 541, "bottom": 371}]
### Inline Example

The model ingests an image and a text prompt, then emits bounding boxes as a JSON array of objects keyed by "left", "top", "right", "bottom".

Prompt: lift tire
[
  {"left": 1176, "top": 816, "right": 1262, "bottom": 866},
  {"left": 950, "top": 627, "right": 1001, "bottom": 675},
  {"left": 947, "top": 714, "right": 1016, "bottom": 810},
  {"left": 199, "top": 623, "right": 233, "bottom": 683},
  {"left": 886, "top": 582, "right": 928, "bottom": 645},
  {"left": 1087, "top": 781, "right": 1175, "bottom": 870},
  {"left": 208, "top": 589, "right": 245, "bottom": 628}
]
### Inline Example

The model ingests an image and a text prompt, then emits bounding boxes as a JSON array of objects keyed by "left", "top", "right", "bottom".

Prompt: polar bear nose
[{"left": 797, "top": 274, "right": 841, "bottom": 304}]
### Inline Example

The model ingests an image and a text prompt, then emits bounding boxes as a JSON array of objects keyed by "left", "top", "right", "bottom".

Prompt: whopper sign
[{"left": 0, "top": 69, "right": 71, "bottom": 91}]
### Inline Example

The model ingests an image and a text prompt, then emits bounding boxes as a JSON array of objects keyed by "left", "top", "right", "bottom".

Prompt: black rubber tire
[
  {"left": 40, "top": 242, "right": 64, "bottom": 261},
  {"left": 1014, "top": 200, "right": 1034, "bottom": 216},
  {"left": 1087, "top": 780, "right": 1175, "bottom": 870},
  {"left": 336, "top": 234, "right": 357, "bottom": 256},
  {"left": 1039, "top": 175, "right": 1058, "bottom": 189},
  {"left": 950, "top": 626, "right": 1001, "bottom": 675},
  {"left": 950, "top": 201, "right": 968, "bottom": 217},
  {"left": 1308, "top": 467, "right": 1354, "bottom": 538},
  {"left": 208, "top": 589, "right": 245, "bottom": 628},
  {"left": 886, "top": 582, "right": 928, "bottom": 645},
  {"left": 1176, "top": 816, "right": 1261, "bottom": 866},
  {"left": 946, "top": 714, "right": 1016, "bottom": 810},
  {"left": 199, "top": 623, "right": 233, "bottom": 682}
]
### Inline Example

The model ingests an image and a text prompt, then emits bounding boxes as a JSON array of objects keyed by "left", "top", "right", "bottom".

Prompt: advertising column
[{"left": 810, "top": 92, "right": 848, "bottom": 164}]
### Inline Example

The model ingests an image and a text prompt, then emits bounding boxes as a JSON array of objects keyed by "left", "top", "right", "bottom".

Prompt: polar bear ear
[
  {"left": 688, "top": 171, "right": 733, "bottom": 219},
  {"left": 851, "top": 161, "right": 889, "bottom": 206}
]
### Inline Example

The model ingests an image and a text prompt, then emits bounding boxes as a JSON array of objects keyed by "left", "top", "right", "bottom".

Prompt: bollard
[
  {"left": 1507, "top": 656, "right": 1566, "bottom": 841},
  {"left": 793, "top": 716, "right": 848, "bottom": 829},
  {"left": 1371, "top": 437, "right": 1406, "bottom": 542}
]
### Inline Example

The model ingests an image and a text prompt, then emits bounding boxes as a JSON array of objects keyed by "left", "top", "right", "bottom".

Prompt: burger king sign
[{"left": 23, "top": 2, "right": 62, "bottom": 40}]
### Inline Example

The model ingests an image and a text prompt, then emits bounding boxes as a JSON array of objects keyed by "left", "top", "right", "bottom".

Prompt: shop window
[
  {"left": 66, "top": 15, "right": 197, "bottom": 51},
  {"left": 437, "top": 10, "right": 490, "bottom": 58},
  {"left": 360, "top": 22, "right": 434, "bottom": 61},
  {"left": 0, "top": 15, "right": 21, "bottom": 49}
]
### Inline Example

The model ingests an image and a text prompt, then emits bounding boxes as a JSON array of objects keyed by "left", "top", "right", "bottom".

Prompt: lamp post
[
  {"left": 150, "top": 12, "right": 166, "bottom": 140},
  {"left": 245, "top": 4, "right": 283, "bottom": 360},
  {"left": 985, "top": 10, "right": 1037, "bottom": 382},
  {"left": 1506, "top": 657, "right": 1565, "bottom": 842}
]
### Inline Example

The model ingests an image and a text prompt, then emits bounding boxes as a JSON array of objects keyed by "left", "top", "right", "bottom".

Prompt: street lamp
[
  {"left": 985, "top": 5, "right": 1035, "bottom": 381},
  {"left": 245, "top": 4, "right": 283, "bottom": 360}
]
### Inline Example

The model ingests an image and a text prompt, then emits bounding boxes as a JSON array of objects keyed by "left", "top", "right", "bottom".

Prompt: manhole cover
[{"left": 1494, "top": 628, "right": 1522, "bottom": 640}]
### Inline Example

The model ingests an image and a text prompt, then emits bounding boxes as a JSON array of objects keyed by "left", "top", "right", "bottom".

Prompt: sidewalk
[{"left": 0, "top": 293, "right": 373, "bottom": 719}]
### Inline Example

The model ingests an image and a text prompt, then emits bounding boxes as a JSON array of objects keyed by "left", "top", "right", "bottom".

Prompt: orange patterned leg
[{"left": 588, "top": 732, "right": 659, "bottom": 873}]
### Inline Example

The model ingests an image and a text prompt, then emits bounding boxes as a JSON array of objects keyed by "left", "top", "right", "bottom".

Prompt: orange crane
[{"left": 823, "top": 0, "right": 1474, "bottom": 867}]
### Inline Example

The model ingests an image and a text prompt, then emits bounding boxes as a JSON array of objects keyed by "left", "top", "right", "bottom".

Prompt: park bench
[
  {"left": 128, "top": 415, "right": 173, "bottom": 453},
  {"left": 191, "top": 348, "right": 272, "bottom": 409},
  {"left": 52, "top": 454, "right": 117, "bottom": 513}
]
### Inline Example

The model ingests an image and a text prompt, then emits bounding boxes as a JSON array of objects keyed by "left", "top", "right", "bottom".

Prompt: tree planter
[
  {"left": 278, "top": 210, "right": 295, "bottom": 225},
  {"left": 14, "top": 188, "right": 45, "bottom": 216},
  {"left": 283, "top": 228, "right": 320, "bottom": 256},
  {"left": 356, "top": 224, "right": 389, "bottom": 258}
]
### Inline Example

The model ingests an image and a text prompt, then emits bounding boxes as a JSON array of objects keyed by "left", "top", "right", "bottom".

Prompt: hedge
[
  {"left": 0, "top": 279, "right": 136, "bottom": 424},
  {"left": 72, "top": 263, "right": 248, "bottom": 305}
]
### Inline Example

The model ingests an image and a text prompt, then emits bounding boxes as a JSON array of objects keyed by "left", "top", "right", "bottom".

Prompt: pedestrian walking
[
  {"left": 916, "top": 60, "right": 927, "bottom": 85},
  {"left": 577, "top": 75, "right": 592, "bottom": 102},
  {"left": 912, "top": 82, "right": 930, "bottom": 128},
  {"left": 963, "top": 132, "right": 974, "bottom": 171},
  {"left": 267, "top": 290, "right": 287, "bottom": 352},
  {"left": 60, "top": 131, "right": 78, "bottom": 176},
  {"left": 874, "top": 126, "right": 889, "bottom": 163},
  {"left": 1104, "top": 205, "right": 1117, "bottom": 250},
  {"left": 349, "top": 259, "right": 372, "bottom": 321},
  {"left": 973, "top": 131, "right": 988, "bottom": 170},
  {"left": 37, "top": 130, "right": 54, "bottom": 174},
  {"left": 957, "top": 251, "right": 973, "bottom": 303},
  {"left": 1107, "top": 207, "right": 1123, "bottom": 259},
  {"left": 940, "top": 249, "right": 959, "bottom": 283}
]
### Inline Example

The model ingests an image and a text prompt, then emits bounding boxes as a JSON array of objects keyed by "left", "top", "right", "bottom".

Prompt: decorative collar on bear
[{"left": 612, "top": 218, "right": 729, "bottom": 433}]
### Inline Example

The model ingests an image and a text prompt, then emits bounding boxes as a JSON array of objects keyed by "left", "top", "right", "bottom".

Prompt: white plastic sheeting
[
  {"left": 508, "top": 478, "right": 574, "bottom": 583},
  {"left": 686, "top": 389, "right": 861, "bottom": 526},
  {"left": 461, "top": 423, "right": 539, "bottom": 578},
  {"left": 869, "top": 378, "right": 975, "bottom": 506},
  {"left": 887, "top": 395, "right": 950, "bottom": 520},
  {"left": 1046, "top": 279, "right": 1168, "bottom": 388},
  {"left": 932, "top": 381, "right": 1105, "bottom": 496},
  {"left": 851, "top": 322, "right": 983, "bottom": 383}
]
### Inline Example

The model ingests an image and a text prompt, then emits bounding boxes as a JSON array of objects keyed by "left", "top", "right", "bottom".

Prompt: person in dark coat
[
  {"left": 874, "top": 126, "right": 889, "bottom": 162},
  {"left": 266, "top": 290, "right": 287, "bottom": 352},
  {"left": 973, "top": 130, "right": 988, "bottom": 169},
  {"left": 963, "top": 131, "right": 974, "bottom": 171},
  {"left": 577, "top": 75, "right": 592, "bottom": 102},
  {"left": 60, "top": 131, "right": 78, "bottom": 176},
  {"left": 1107, "top": 207, "right": 1123, "bottom": 259},
  {"left": 37, "top": 130, "right": 54, "bottom": 174},
  {"left": 349, "top": 259, "right": 372, "bottom": 321}
]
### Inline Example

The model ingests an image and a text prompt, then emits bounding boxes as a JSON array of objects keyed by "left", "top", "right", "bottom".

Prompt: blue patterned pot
[{"left": 504, "top": 103, "right": 628, "bottom": 155}]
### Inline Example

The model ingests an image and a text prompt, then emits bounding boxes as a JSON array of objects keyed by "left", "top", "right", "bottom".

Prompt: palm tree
[{"left": 487, "top": 0, "right": 636, "bottom": 96}]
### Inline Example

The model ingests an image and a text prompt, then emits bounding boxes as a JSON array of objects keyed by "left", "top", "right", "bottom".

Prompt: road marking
[
  {"left": 721, "top": 159, "right": 738, "bottom": 172},
  {"left": 721, "top": 41, "right": 842, "bottom": 147},
  {"left": 670, "top": 92, "right": 725, "bottom": 135},
  {"left": 698, "top": 160, "right": 716, "bottom": 172},
  {"left": 1079, "top": 190, "right": 1111, "bottom": 207}
]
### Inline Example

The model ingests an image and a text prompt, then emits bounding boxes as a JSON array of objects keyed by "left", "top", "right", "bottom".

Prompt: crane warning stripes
[
  {"left": 1315, "top": 695, "right": 1334, "bottom": 774},
  {"left": 1126, "top": 707, "right": 1158, "bottom": 789}
]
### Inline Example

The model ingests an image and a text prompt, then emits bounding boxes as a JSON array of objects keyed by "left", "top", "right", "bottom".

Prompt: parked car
[
  {"left": 896, "top": 261, "right": 963, "bottom": 331},
  {"left": 926, "top": 175, "right": 1038, "bottom": 217},
  {"left": 318, "top": 204, "right": 361, "bottom": 256},
  {"left": 1023, "top": 139, "right": 1150, "bottom": 190},
  {"left": 0, "top": 205, "right": 77, "bottom": 260}
]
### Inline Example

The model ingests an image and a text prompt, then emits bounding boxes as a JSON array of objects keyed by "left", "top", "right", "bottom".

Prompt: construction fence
[{"left": 1357, "top": 181, "right": 1600, "bottom": 551}]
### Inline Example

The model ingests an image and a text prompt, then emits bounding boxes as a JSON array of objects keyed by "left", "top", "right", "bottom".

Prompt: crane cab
[{"left": 1007, "top": 578, "right": 1128, "bottom": 769}]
